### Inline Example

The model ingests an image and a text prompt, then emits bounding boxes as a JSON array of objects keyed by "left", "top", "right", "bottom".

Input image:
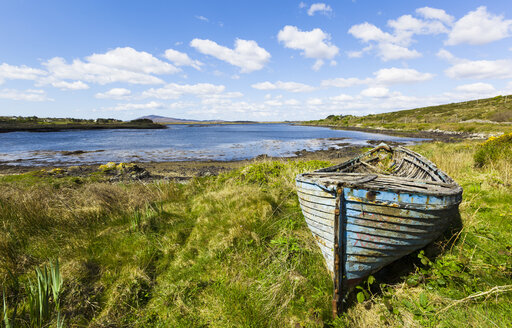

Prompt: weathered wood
[{"left": 296, "top": 143, "right": 463, "bottom": 315}]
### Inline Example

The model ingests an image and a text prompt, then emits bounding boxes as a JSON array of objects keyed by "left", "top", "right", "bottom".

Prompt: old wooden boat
[{"left": 295, "top": 144, "right": 462, "bottom": 315}]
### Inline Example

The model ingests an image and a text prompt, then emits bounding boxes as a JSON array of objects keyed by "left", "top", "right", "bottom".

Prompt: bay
[{"left": 0, "top": 123, "right": 424, "bottom": 166}]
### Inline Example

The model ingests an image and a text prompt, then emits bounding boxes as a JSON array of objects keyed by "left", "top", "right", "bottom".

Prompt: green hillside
[{"left": 307, "top": 95, "right": 512, "bottom": 134}]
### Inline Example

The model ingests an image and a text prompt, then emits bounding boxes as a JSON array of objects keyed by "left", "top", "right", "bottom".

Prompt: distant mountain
[
  {"left": 137, "top": 115, "right": 204, "bottom": 123},
  {"left": 138, "top": 115, "right": 257, "bottom": 124}
]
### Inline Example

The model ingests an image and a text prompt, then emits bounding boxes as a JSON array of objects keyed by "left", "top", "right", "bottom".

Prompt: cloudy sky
[{"left": 0, "top": 1, "right": 511, "bottom": 121}]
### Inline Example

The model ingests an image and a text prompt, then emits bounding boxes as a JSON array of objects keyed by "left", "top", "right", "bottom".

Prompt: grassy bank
[
  {"left": 1, "top": 141, "right": 511, "bottom": 327},
  {"left": 306, "top": 95, "right": 512, "bottom": 135}
]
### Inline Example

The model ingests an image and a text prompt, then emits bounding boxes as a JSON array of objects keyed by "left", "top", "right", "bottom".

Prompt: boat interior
[{"left": 317, "top": 144, "right": 451, "bottom": 183}]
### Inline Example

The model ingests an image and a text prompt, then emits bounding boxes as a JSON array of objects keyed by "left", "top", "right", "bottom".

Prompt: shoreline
[
  {"left": 0, "top": 127, "right": 471, "bottom": 178},
  {"left": 297, "top": 123, "right": 483, "bottom": 142}
]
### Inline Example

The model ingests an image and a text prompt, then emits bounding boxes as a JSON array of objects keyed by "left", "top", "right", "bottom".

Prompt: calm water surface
[{"left": 0, "top": 124, "right": 424, "bottom": 166}]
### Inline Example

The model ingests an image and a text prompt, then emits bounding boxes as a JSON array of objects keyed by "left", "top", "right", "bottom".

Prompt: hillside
[{"left": 307, "top": 95, "right": 512, "bottom": 134}]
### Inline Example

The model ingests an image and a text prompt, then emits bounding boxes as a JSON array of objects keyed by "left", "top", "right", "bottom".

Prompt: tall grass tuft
[
  {"left": 26, "top": 260, "right": 64, "bottom": 327},
  {"left": 2, "top": 290, "right": 11, "bottom": 328}
]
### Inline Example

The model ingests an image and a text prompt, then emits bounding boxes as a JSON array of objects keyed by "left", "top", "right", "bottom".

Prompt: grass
[
  {"left": 1, "top": 145, "right": 511, "bottom": 327},
  {"left": 306, "top": 94, "right": 512, "bottom": 134}
]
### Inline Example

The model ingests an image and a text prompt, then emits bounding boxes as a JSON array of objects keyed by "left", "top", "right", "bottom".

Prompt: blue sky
[{"left": 0, "top": 0, "right": 511, "bottom": 121}]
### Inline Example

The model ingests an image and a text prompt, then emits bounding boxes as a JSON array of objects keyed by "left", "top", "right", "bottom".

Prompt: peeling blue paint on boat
[{"left": 295, "top": 143, "right": 463, "bottom": 316}]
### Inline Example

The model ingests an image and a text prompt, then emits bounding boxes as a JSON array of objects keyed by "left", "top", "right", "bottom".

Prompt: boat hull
[
  {"left": 296, "top": 173, "right": 461, "bottom": 314},
  {"left": 296, "top": 144, "right": 463, "bottom": 315}
]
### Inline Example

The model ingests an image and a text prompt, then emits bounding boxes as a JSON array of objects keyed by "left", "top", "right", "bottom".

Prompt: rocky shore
[{"left": 299, "top": 124, "right": 486, "bottom": 142}]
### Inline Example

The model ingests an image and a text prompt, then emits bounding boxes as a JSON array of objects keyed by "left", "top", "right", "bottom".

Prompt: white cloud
[
  {"left": 330, "top": 94, "right": 354, "bottom": 102},
  {"left": 307, "top": 3, "right": 332, "bottom": 16},
  {"left": 0, "top": 63, "right": 46, "bottom": 84},
  {"left": 377, "top": 43, "right": 421, "bottom": 61},
  {"left": 348, "top": 7, "right": 455, "bottom": 61},
  {"left": 436, "top": 49, "right": 456, "bottom": 61},
  {"left": 51, "top": 81, "right": 89, "bottom": 90},
  {"left": 360, "top": 87, "right": 389, "bottom": 98},
  {"left": 164, "top": 49, "right": 203, "bottom": 70},
  {"left": 347, "top": 51, "right": 363, "bottom": 58},
  {"left": 277, "top": 25, "right": 339, "bottom": 70},
  {"left": 95, "top": 88, "right": 132, "bottom": 99},
  {"left": 322, "top": 68, "right": 433, "bottom": 90},
  {"left": 195, "top": 15, "right": 209, "bottom": 22},
  {"left": 348, "top": 22, "right": 394, "bottom": 43},
  {"left": 251, "top": 81, "right": 315, "bottom": 93},
  {"left": 445, "top": 59, "right": 512, "bottom": 79},
  {"left": 348, "top": 22, "right": 421, "bottom": 61},
  {"left": 105, "top": 101, "right": 164, "bottom": 111},
  {"left": 0, "top": 88, "right": 52, "bottom": 102},
  {"left": 321, "top": 77, "right": 369, "bottom": 88},
  {"left": 446, "top": 6, "right": 512, "bottom": 45},
  {"left": 87, "top": 47, "right": 179, "bottom": 75},
  {"left": 190, "top": 38, "right": 270, "bottom": 73},
  {"left": 438, "top": 50, "right": 512, "bottom": 80},
  {"left": 388, "top": 14, "right": 449, "bottom": 36},
  {"left": 416, "top": 7, "right": 454, "bottom": 25},
  {"left": 210, "top": 91, "right": 243, "bottom": 98},
  {"left": 43, "top": 57, "right": 165, "bottom": 85},
  {"left": 373, "top": 68, "right": 434, "bottom": 84},
  {"left": 502, "top": 81, "right": 512, "bottom": 94},
  {"left": 42, "top": 47, "right": 178, "bottom": 86},
  {"left": 299, "top": 2, "right": 307, "bottom": 9},
  {"left": 264, "top": 99, "right": 283, "bottom": 107},
  {"left": 142, "top": 83, "right": 225, "bottom": 99},
  {"left": 455, "top": 82, "right": 495, "bottom": 93},
  {"left": 311, "top": 60, "right": 324, "bottom": 71},
  {"left": 284, "top": 99, "right": 300, "bottom": 105},
  {"left": 307, "top": 98, "right": 323, "bottom": 105},
  {"left": 347, "top": 45, "right": 373, "bottom": 58}
]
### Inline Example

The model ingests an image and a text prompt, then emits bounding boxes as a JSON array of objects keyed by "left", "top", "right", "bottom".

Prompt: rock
[{"left": 254, "top": 154, "right": 270, "bottom": 160}]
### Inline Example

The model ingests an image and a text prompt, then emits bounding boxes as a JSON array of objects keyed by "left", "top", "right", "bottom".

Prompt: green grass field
[{"left": 1, "top": 137, "right": 511, "bottom": 327}]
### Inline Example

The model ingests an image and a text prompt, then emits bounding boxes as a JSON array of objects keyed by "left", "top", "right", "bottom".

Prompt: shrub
[
  {"left": 130, "top": 118, "right": 153, "bottom": 124},
  {"left": 474, "top": 132, "right": 512, "bottom": 167}
]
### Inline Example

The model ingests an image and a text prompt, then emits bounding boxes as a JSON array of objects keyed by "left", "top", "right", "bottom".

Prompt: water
[{"left": 0, "top": 124, "right": 424, "bottom": 166}]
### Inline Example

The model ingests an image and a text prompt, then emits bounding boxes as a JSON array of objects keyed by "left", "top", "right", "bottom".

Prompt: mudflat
[{"left": 0, "top": 144, "right": 365, "bottom": 179}]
